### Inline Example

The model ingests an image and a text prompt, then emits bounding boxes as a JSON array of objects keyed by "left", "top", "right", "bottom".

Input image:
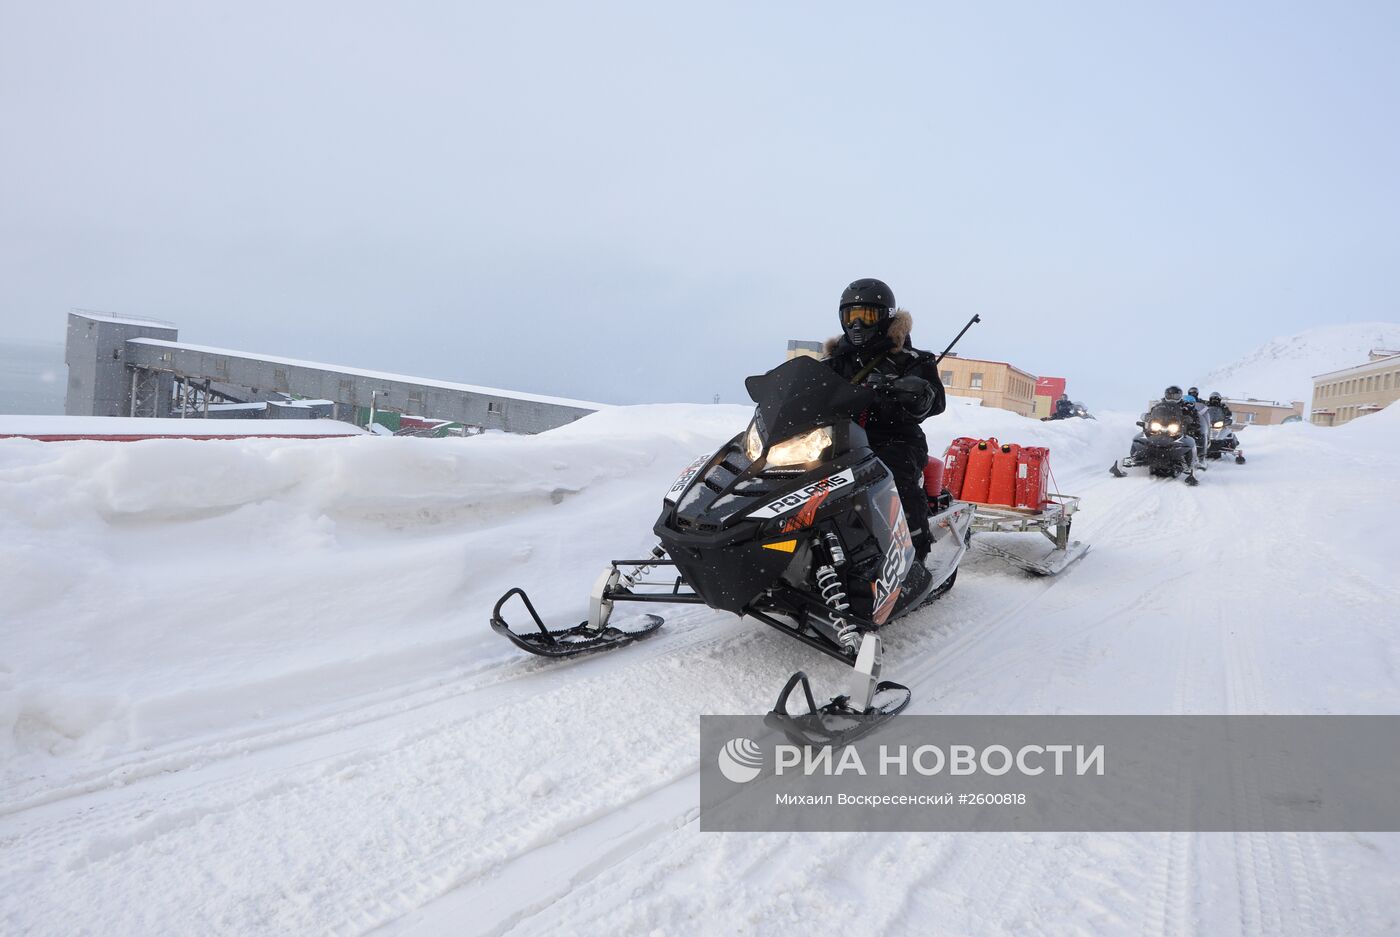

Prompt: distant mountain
[{"left": 1200, "top": 322, "right": 1400, "bottom": 407}]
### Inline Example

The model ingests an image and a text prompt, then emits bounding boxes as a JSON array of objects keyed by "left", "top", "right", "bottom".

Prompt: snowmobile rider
[
  {"left": 822, "top": 278, "right": 945, "bottom": 561},
  {"left": 1052, "top": 393, "right": 1075, "bottom": 420},
  {"left": 1206, "top": 392, "right": 1233, "bottom": 423},
  {"left": 1160, "top": 385, "right": 1202, "bottom": 464}
]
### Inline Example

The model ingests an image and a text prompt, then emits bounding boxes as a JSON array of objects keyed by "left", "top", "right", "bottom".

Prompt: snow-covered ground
[
  {"left": 2, "top": 401, "right": 1398, "bottom": 935},
  {"left": 1201, "top": 321, "right": 1400, "bottom": 406}
]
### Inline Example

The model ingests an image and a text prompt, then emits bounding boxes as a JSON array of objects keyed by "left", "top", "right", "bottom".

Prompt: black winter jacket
[{"left": 821, "top": 310, "right": 946, "bottom": 448}]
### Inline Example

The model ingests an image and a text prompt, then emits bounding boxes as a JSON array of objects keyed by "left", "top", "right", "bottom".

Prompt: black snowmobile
[
  {"left": 490, "top": 354, "right": 973, "bottom": 746},
  {"left": 1205, "top": 406, "right": 1246, "bottom": 464},
  {"left": 1109, "top": 402, "right": 1205, "bottom": 485}
]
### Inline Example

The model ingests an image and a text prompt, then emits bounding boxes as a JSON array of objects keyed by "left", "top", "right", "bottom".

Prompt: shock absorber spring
[
  {"left": 621, "top": 545, "right": 666, "bottom": 589},
  {"left": 815, "top": 564, "right": 860, "bottom": 651},
  {"left": 815, "top": 565, "right": 848, "bottom": 613}
]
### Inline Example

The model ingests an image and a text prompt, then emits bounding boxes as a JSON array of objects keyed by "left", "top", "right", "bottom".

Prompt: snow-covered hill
[
  {"left": 1200, "top": 321, "right": 1400, "bottom": 406},
  {"left": 2, "top": 402, "right": 1398, "bottom": 935}
]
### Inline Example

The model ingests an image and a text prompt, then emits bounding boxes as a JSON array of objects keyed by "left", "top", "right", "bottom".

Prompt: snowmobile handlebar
[{"left": 933, "top": 314, "right": 981, "bottom": 366}]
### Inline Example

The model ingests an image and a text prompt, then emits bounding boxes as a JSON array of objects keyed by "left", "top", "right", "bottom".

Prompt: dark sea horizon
[{"left": 0, "top": 340, "right": 66, "bottom": 415}]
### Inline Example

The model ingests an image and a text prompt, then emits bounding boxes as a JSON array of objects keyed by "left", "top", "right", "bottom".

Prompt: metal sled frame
[
  {"left": 964, "top": 493, "right": 1089, "bottom": 576},
  {"left": 489, "top": 556, "right": 702, "bottom": 658}
]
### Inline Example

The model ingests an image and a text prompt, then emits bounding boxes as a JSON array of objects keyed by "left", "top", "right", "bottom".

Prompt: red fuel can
[
  {"left": 1015, "top": 446, "right": 1051, "bottom": 511},
  {"left": 940, "top": 436, "right": 979, "bottom": 498},
  {"left": 988, "top": 442, "right": 1020, "bottom": 506},
  {"left": 923, "top": 456, "right": 945, "bottom": 497},
  {"left": 961, "top": 438, "right": 997, "bottom": 503}
]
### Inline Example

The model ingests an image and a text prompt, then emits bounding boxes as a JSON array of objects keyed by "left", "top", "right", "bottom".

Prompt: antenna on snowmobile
[{"left": 933, "top": 314, "right": 981, "bottom": 366}]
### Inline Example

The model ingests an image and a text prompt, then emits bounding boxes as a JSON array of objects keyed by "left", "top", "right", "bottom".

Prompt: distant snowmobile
[
  {"left": 1109, "top": 401, "right": 1206, "bottom": 485},
  {"left": 1205, "top": 406, "right": 1246, "bottom": 464},
  {"left": 491, "top": 354, "right": 974, "bottom": 747}
]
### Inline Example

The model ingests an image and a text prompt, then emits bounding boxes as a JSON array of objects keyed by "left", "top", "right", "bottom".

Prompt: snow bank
[
  {"left": 4, "top": 392, "right": 1399, "bottom": 936},
  {"left": 0, "top": 404, "right": 754, "bottom": 791},
  {"left": 0, "top": 400, "right": 1119, "bottom": 799}
]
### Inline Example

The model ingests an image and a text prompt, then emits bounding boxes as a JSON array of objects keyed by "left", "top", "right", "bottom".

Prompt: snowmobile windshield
[
  {"left": 743, "top": 355, "right": 876, "bottom": 445},
  {"left": 1146, "top": 403, "right": 1185, "bottom": 436}
]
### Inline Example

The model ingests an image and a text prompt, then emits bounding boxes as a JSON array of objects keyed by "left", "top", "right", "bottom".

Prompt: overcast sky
[{"left": 3, "top": 1, "right": 1398, "bottom": 408}]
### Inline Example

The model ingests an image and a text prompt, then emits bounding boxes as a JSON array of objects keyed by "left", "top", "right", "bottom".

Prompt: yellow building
[
  {"left": 936, "top": 354, "right": 1038, "bottom": 417},
  {"left": 1310, "top": 349, "right": 1400, "bottom": 426},
  {"left": 785, "top": 340, "right": 824, "bottom": 361},
  {"left": 1225, "top": 397, "right": 1305, "bottom": 426}
]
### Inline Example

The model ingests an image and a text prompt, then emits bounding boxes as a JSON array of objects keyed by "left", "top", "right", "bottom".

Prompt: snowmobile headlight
[
  {"left": 765, "top": 426, "right": 833, "bottom": 467},
  {"left": 1149, "top": 421, "right": 1164, "bottom": 433},
  {"left": 1213, "top": 420, "right": 1225, "bottom": 429},
  {"left": 744, "top": 422, "right": 764, "bottom": 461},
  {"left": 1167, "top": 423, "right": 1180, "bottom": 435}
]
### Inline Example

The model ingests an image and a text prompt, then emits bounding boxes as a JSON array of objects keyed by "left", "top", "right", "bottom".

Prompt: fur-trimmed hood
[{"left": 824, "top": 308, "right": 914, "bottom": 356}]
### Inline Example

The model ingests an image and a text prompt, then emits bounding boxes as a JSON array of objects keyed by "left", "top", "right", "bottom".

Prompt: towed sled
[
  {"left": 940, "top": 437, "right": 1089, "bottom": 576},
  {"left": 965, "top": 497, "right": 1087, "bottom": 576}
]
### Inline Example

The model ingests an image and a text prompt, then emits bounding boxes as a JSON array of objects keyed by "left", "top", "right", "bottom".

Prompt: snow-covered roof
[
  {"left": 70, "top": 308, "right": 178, "bottom": 330},
  {"left": 0, "top": 415, "right": 366, "bottom": 439},
  {"left": 126, "top": 338, "right": 608, "bottom": 411},
  {"left": 1311, "top": 351, "right": 1400, "bottom": 380}
]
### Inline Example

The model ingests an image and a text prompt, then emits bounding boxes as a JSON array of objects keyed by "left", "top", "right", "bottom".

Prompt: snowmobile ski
[
  {"left": 763, "top": 630, "right": 912, "bottom": 747},
  {"left": 764, "top": 669, "right": 911, "bottom": 748},
  {"left": 491, "top": 549, "right": 713, "bottom": 657},
  {"left": 490, "top": 587, "right": 663, "bottom": 658}
]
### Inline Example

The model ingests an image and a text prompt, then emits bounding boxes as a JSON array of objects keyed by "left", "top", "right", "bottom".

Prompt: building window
[
  {"left": 941, "top": 370, "right": 953, "bottom": 385},
  {"left": 970, "top": 372, "right": 984, "bottom": 390},
  {"left": 1244, "top": 412, "right": 1256, "bottom": 423},
  {"left": 487, "top": 401, "right": 502, "bottom": 414}
]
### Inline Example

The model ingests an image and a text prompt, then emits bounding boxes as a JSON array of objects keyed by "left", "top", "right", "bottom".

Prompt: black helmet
[
  {"left": 1187, "top": 386, "right": 1200, "bottom": 397},
  {"left": 1208, "top": 392, "right": 1223, "bottom": 405},
  {"left": 838, "top": 277, "right": 895, "bottom": 348},
  {"left": 840, "top": 277, "right": 895, "bottom": 311},
  {"left": 1164, "top": 385, "right": 1183, "bottom": 401}
]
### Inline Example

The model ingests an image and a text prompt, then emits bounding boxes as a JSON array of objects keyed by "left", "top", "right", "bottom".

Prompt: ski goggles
[{"left": 841, "top": 305, "right": 885, "bottom": 327}]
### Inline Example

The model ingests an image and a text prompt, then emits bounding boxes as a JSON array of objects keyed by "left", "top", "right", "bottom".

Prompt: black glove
[{"left": 888, "top": 375, "right": 934, "bottom": 415}]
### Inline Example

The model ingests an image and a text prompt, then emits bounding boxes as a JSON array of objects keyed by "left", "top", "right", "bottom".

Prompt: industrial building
[
  {"left": 64, "top": 310, "right": 602, "bottom": 434},
  {"left": 1310, "top": 349, "right": 1400, "bottom": 426}
]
